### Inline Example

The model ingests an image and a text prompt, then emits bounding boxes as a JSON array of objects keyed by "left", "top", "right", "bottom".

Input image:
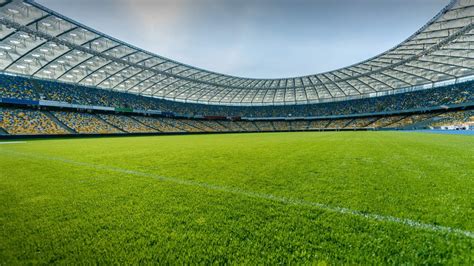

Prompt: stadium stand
[
  {"left": 0, "top": 107, "right": 68, "bottom": 135},
  {"left": 427, "top": 110, "right": 474, "bottom": 129},
  {"left": 387, "top": 114, "right": 436, "bottom": 129},
  {"left": 180, "top": 119, "right": 215, "bottom": 132},
  {"left": 326, "top": 119, "right": 354, "bottom": 129},
  {"left": 272, "top": 121, "right": 290, "bottom": 131},
  {"left": 218, "top": 120, "right": 245, "bottom": 132},
  {"left": 132, "top": 116, "right": 184, "bottom": 132},
  {"left": 97, "top": 114, "right": 156, "bottom": 133},
  {"left": 0, "top": 105, "right": 472, "bottom": 136},
  {"left": 308, "top": 120, "right": 330, "bottom": 129},
  {"left": 291, "top": 121, "right": 307, "bottom": 131},
  {"left": 236, "top": 121, "right": 260, "bottom": 131},
  {"left": 345, "top": 117, "right": 378, "bottom": 129},
  {"left": 0, "top": 71, "right": 472, "bottom": 136},
  {"left": 0, "top": 73, "right": 472, "bottom": 118},
  {"left": 255, "top": 121, "right": 275, "bottom": 131},
  {"left": 157, "top": 118, "right": 189, "bottom": 132},
  {"left": 0, "top": 75, "right": 38, "bottom": 100},
  {"left": 200, "top": 120, "right": 230, "bottom": 132},
  {"left": 369, "top": 115, "right": 407, "bottom": 129},
  {"left": 51, "top": 111, "right": 122, "bottom": 134}
]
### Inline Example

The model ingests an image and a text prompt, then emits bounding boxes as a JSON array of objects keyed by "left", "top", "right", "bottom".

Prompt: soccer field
[{"left": 1, "top": 132, "right": 473, "bottom": 264}]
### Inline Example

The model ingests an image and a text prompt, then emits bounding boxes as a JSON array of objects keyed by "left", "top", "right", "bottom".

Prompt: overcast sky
[{"left": 37, "top": 0, "right": 448, "bottom": 78}]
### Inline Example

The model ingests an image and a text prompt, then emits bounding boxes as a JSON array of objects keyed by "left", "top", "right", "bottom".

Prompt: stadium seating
[
  {"left": 0, "top": 108, "right": 68, "bottom": 135},
  {"left": 345, "top": 117, "right": 378, "bottom": 129},
  {"left": 1, "top": 74, "right": 473, "bottom": 136},
  {"left": 179, "top": 119, "right": 214, "bottom": 132},
  {"left": 290, "top": 121, "right": 307, "bottom": 131},
  {"left": 387, "top": 114, "right": 435, "bottom": 129},
  {"left": 132, "top": 116, "right": 184, "bottom": 132},
  {"left": 0, "top": 73, "right": 472, "bottom": 118},
  {"left": 255, "top": 121, "right": 275, "bottom": 131},
  {"left": 308, "top": 120, "right": 330, "bottom": 129},
  {"left": 98, "top": 114, "right": 156, "bottom": 133},
  {"left": 218, "top": 120, "right": 246, "bottom": 132},
  {"left": 1, "top": 106, "right": 472, "bottom": 136},
  {"left": 51, "top": 111, "right": 122, "bottom": 134},
  {"left": 272, "top": 121, "right": 290, "bottom": 131},
  {"left": 0, "top": 75, "right": 38, "bottom": 100},
  {"left": 327, "top": 119, "right": 354, "bottom": 129},
  {"left": 369, "top": 115, "right": 407, "bottom": 128},
  {"left": 427, "top": 110, "right": 474, "bottom": 129},
  {"left": 237, "top": 121, "right": 260, "bottom": 131},
  {"left": 200, "top": 120, "right": 230, "bottom": 132}
]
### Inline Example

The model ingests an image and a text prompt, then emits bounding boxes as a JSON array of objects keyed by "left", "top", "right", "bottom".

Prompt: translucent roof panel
[{"left": 0, "top": 0, "right": 473, "bottom": 106}]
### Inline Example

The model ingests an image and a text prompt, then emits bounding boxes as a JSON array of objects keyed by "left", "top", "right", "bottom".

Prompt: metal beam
[
  {"left": 3, "top": 26, "right": 79, "bottom": 72},
  {"left": 77, "top": 50, "right": 145, "bottom": 84},
  {"left": 32, "top": 35, "right": 102, "bottom": 77},
  {"left": 55, "top": 42, "right": 120, "bottom": 80},
  {"left": 0, "top": 13, "right": 50, "bottom": 42}
]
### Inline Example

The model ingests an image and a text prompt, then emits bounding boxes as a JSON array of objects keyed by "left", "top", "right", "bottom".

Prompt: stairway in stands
[
  {"left": 30, "top": 79, "right": 45, "bottom": 100},
  {"left": 44, "top": 111, "right": 77, "bottom": 134},
  {"left": 0, "top": 127, "right": 8, "bottom": 135},
  {"left": 252, "top": 121, "right": 261, "bottom": 131},
  {"left": 400, "top": 113, "right": 443, "bottom": 130},
  {"left": 95, "top": 115, "right": 126, "bottom": 133},
  {"left": 128, "top": 116, "right": 158, "bottom": 132}
]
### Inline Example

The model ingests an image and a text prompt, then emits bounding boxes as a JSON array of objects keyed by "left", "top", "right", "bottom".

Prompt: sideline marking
[
  {"left": 0, "top": 141, "right": 26, "bottom": 145},
  {"left": 2, "top": 149, "right": 473, "bottom": 239}
]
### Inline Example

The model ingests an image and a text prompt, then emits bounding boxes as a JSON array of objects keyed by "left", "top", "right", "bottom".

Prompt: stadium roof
[{"left": 0, "top": 0, "right": 473, "bottom": 106}]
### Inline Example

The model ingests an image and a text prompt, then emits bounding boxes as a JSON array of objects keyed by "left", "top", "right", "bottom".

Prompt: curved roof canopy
[{"left": 0, "top": 0, "right": 473, "bottom": 106}]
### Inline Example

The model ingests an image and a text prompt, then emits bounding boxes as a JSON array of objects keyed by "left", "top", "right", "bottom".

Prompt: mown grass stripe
[
  {"left": 0, "top": 141, "right": 27, "bottom": 145},
  {"left": 2, "top": 148, "right": 473, "bottom": 239}
]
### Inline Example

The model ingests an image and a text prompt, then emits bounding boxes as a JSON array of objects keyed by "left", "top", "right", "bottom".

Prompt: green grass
[{"left": 1, "top": 132, "right": 473, "bottom": 264}]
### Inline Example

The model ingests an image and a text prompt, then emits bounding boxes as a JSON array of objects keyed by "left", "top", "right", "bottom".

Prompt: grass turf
[{"left": 0, "top": 131, "right": 473, "bottom": 264}]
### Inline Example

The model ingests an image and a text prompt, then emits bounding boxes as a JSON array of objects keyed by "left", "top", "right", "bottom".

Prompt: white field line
[
  {"left": 0, "top": 141, "right": 27, "bottom": 145},
  {"left": 2, "top": 149, "right": 473, "bottom": 239}
]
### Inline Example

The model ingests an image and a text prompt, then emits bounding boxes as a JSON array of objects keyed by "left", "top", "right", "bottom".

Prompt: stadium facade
[{"left": 0, "top": 0, "right": 473, "bottom": 136}]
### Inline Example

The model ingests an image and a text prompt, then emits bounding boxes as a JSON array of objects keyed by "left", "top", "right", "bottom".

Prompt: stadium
[{"left": 0, "top": 0, "right": 473, "bottom": 264}]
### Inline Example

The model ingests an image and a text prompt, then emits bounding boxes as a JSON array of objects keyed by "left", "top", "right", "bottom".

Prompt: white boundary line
[
  {"left": 2, "top": 149, "right": 473, "bottom": 239},
  {"left": 0, "top": 141, "right": 27, "bottom": 145}
]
